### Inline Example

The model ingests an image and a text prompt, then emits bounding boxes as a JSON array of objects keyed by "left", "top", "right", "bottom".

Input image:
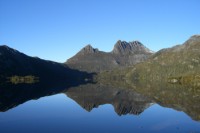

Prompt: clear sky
[{"left": 0, "top": 0, "right": 200, "bottom": 62}]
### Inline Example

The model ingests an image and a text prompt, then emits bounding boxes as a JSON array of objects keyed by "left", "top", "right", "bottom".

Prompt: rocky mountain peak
[
  {"left": 112, "top": 40, "right": 152, "bottom": 54},
  {"left": 78, "top": 44, "right": 99, "bottom": 55},
  {"left": 66, "top": 39, "right": 153, "bottom": 72}
]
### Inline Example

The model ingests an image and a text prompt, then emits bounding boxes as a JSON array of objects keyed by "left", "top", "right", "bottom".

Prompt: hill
[
  {"left": 126, "top": 35, "right": 200, "bottom": 85},
  {"left": 0, "top": 45, "right": 94, "bottom": 84}
]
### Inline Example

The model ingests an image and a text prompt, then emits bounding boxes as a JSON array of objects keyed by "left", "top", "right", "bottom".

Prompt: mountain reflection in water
[
  {"left": 128, "top": 80, "right": 200, "bottom": 121},
  {"left": 65, "top": 84, "right": 153, "bottom": 116},
  {"left": 0, "top": 80, "right": 200, "bottom": 122}
]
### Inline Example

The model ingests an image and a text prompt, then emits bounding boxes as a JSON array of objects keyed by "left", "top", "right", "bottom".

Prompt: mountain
[
  {"left": 0, "top": 45, "right": 94, "bottom": 84},
  {"left": 65, "top": 40, "right": 153, "bottom": 72},
  {"left": 99, "top": 35, "right": 200, "bottom": 85},
  {"left": 97, "top": 35, "right": 200, "bottom": 121},
  {"left": 112, "top": 40, "right": 152, "bottom": 54},
  {"left": 126, "top": 35, "right": 200, "bottom": 84}
]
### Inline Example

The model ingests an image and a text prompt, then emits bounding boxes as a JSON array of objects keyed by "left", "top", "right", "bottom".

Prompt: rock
[
  {"left": 66, "top": 40, "right": 153, "bottom": 72},
  {"left": 78, "top": 44, "right": 99, "bottom": 55},
  {"left": 112, "top": 40, "right": 152, "bottom": 55}
]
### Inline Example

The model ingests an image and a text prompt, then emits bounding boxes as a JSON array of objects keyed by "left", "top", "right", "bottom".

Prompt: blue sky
[{"left": 0, "top": 0, "right": 200, "bottom": 62}]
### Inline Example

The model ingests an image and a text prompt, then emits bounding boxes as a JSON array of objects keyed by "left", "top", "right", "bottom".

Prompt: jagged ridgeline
[
  {"left": 65, "top": 40, "right": 153, "bottom": 72},
  {"left": 1, "top": 35, "right": 200, "bottom": 86},
  {"left": 126, "top": 35, "right": 200, "bottom": 85}
]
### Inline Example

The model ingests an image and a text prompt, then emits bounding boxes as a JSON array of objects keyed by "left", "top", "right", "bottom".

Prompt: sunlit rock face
[{"left": 112, "top": 40, "right": 153, "bottom": 55}]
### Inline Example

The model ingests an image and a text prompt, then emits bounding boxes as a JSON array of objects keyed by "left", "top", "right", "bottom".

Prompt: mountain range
[
  {"left": 1, "top": 35, "right": 200, "bottom": 121},
  {"left": 97, "top": 35, "right": 200, "bottom": 86},
  {"left": 1, "top": 35, "right": 200, "bottom": 85},
  {"left": 66, "top": 40, "right": 153, "bottom": 72},
  {"left": 0, "top": 39, "right": 154, "bottom": 82}
]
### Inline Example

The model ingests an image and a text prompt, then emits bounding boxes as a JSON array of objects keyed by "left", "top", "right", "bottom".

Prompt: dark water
[{"left": 0, "top": 82, "right": 200, "bottom": 133}]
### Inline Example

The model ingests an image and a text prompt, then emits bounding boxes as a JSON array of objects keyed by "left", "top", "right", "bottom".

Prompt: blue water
[{"left": 0, "top": 94, "right": 199, "bottom": 133}]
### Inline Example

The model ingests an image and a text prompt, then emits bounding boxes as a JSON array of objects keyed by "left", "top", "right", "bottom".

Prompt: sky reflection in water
[{"left": 0, "top": 92, "right": 200, "bottom": 133}]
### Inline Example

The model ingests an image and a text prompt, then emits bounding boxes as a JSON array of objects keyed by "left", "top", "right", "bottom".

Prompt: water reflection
[
  {"left": 0, "top": 82, "right": 153, "bottom": 116},
  {"left": 65, "top": 84, "right": 153, "bottom": 116},
  {"left": 0, "top": 79, "right": 200, "bottom": 123},
  {"left": 0, "top": 78, "right": 92, "bottom": 112},
  {"left": 127, "top": 80, "right": 200, "bottom": 121}
]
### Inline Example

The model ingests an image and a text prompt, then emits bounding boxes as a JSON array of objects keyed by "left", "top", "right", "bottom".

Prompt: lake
[{"left": 0, "top": 82, "right": 200, "bottom": 133}]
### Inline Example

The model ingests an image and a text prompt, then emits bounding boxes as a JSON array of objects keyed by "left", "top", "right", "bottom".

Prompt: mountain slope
[
  {"left": 0, "top": 45, "right": 94, "bottom": 83},
  {"left": 126, "top": 35, "right": 200, "bottom": 83},
  {"left": 66, "top": 40, "right": 153, "bottom": 72}
]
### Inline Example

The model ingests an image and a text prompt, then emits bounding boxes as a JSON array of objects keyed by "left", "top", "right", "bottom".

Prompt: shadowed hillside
[{"left": 0, "top": 45, "right": 95, "bottom": 84}]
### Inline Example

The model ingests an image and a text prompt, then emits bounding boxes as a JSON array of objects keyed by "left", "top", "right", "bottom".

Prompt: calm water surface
[{"left": 0, "top": 83, "right": 200, "bottom": 133}]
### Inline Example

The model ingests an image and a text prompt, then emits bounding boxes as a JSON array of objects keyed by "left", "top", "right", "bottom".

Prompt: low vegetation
[
  {"left": 125, "top": 36, "right": 200, "bottom": 87},
  {"left": 7, "top": 75, "right": 39, "bottom": 84}
]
